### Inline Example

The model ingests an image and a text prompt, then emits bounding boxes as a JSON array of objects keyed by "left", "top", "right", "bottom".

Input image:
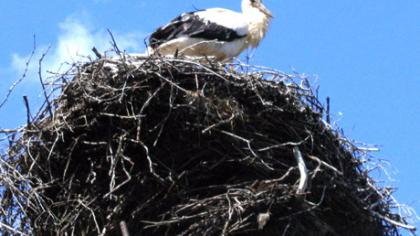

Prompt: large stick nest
[{"left": 0, "top": 55, "right": 414, "bottom": 235}]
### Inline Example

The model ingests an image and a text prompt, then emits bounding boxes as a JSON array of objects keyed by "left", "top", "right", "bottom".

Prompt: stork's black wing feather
[{"left": 149, "top": 12, "right": 246, "bottom": 49}]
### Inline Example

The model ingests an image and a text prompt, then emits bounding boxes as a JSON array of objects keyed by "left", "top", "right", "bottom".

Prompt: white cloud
[{"left": 11, "top": 16, "right": 146, "bottom": 81}]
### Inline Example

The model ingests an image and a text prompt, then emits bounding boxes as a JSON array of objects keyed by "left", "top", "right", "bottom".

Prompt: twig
[
  {"left": 307, "top": 155, "right": 343, "bottom": 175},
  {"left": 38, "top": 45, "right": 53, "bottom": 118},
  {"left": 0, "top": 129, "right": 19, "bottom": 134},
  {"left": 293, "top": 147, "right": 308, "bottom": 194},
  {"left": 23, "top": 96, "right": 32, "bottom": 127},
  {"left": 326, "top": 96, "right": 331, "bottom": 124},
  {"left": 202, "top": 113, "right": 236, "bottom": 134},
  {"left": 120, "top": 221, "right": 130, "bottom": 236},
  {"left": 258, "top": 137, "right": 309, "bottom": 152},
  {"left": 219, "top": 130, "right": 260, "bottom": 160},
  {"left": 107, "top": 29, "right": 122, "bottom": 55},
  {"left": 0, "top": 222, "right": 29, "bottom": 236},
  {"left": 142, "top": 212, "right": 209, "bottom": 228},
  {"left": 92, "top": 47, "right": 102, "bottom": 59},
  {"left": 371, "top": 211, "right": 416, "bottom": 232},
  {"left": 0, "top": 35, "right": 36, "bottom": 110}
]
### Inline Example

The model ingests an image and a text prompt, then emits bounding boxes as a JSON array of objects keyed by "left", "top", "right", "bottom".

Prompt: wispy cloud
[
  {"left": 11, "top": 15, "right": 146, "bottom": 81},
  {"left": 0, "top": 14, "right": 145, "bottom": 128}
]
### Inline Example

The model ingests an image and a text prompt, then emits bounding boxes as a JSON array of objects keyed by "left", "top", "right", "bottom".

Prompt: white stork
[{"left": 148, "top": 0, "right": 273, "bottom": 62}]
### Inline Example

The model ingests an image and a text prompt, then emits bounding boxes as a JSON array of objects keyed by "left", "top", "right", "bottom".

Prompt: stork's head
[
  {"left": 241, "top": 0, "right": 272, "bottom": 47},
  {"left": 242, "top": 0, "right": 273, "bottom": 19}
]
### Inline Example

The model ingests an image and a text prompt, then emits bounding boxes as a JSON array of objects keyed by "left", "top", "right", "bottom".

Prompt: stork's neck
[{"left": 241, "top": 2, "right": 271, "bottom": 47}]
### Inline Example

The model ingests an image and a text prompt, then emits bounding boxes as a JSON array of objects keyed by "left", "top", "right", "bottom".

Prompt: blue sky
[{"left": 0, "top": 0, "right": 419, "bottom": 233}]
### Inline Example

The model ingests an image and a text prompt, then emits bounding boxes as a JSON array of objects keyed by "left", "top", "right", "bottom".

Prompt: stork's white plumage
[{"left": 148, "top": 0, "right": 272, "bottom": 62}]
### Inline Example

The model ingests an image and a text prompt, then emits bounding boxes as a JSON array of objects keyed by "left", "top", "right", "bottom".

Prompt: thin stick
[
  {"left": 23, "top": 96, "right": 32, "bottom": 127},
  {"left": 0, "top": 35, "right": 36, "bottom": 110},
  {"left": 120, "top": 221, "right": 130, "bottom": 236},
  {"left": 326, "top": 96, "right": 331, "bottom": 124},
  {"left": 371, "top": 211, "right": 416, "bottom": 232},
  {"left": 38, "top": 45, "right": 53, "bottom": 118},
  {"left": 293, "top": 147, "right": 308, "bottom": 194},
  {"left": 107, "top": 29, "right": 122, "bottom": 55},
  {"left": 307, "top": 155, "right": 343, "bottom": 175},
  {"left": 0, "top": 222, "right": 29, "bottom": 236}
]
